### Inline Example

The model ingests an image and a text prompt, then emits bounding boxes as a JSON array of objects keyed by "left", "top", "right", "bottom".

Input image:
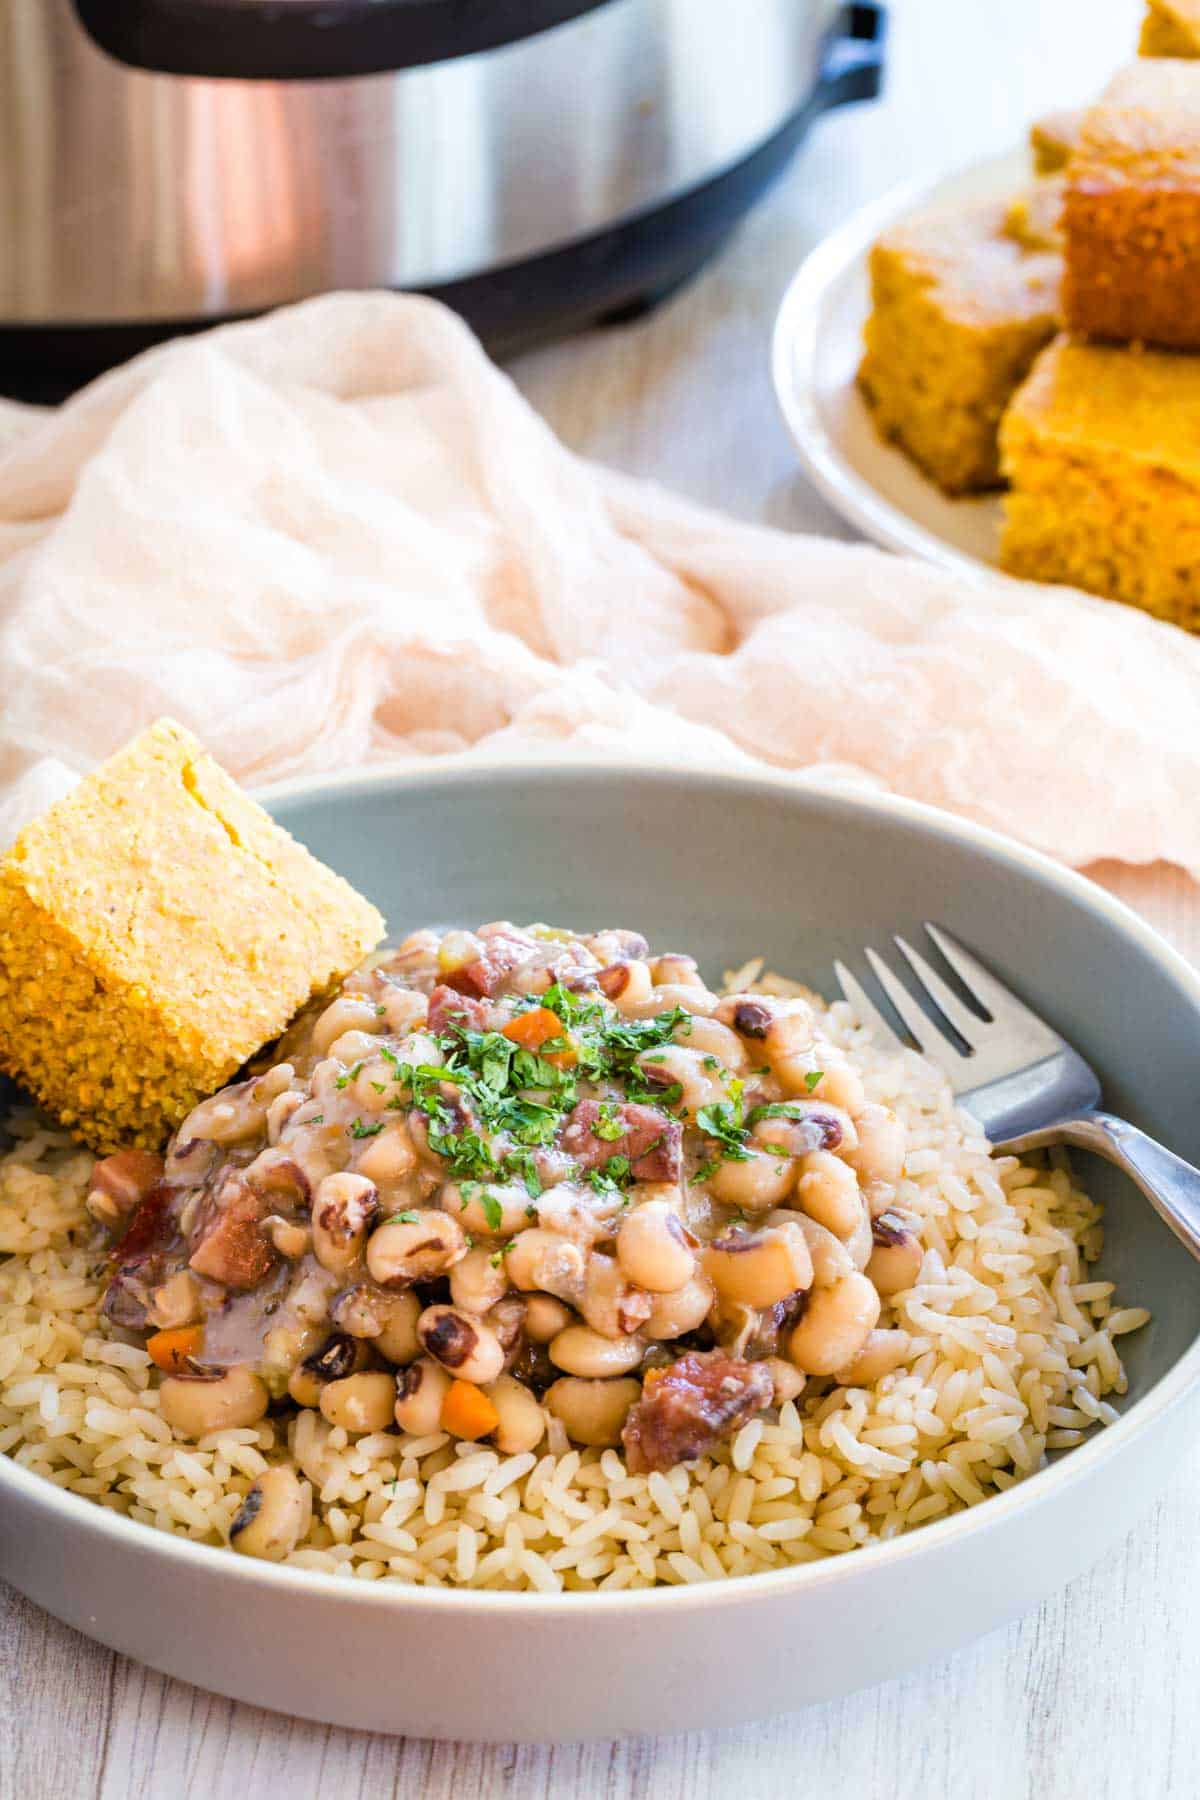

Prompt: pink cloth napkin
[{"left": 1, "top": 290, "right": 1198, "bottom": 878}]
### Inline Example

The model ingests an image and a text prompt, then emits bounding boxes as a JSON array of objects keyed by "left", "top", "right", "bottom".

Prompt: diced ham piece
[
  {"left": 443, "top": 929, "right": 535, "bottom": 998},
  {"left": 560, "top": 1100, "right": 682, "bottom": 1182},
  {"left": 187, "top": 1171, "right": 277, "bottom": 1291},
  {"left": 86, "top": 1148, "right": 165, "bottom": 1229},
  {"left": 102, "top": 1182, "right": 179, "bottom": 1330},
  {"left": 621, "top": 1351, "right": 774, "bottom": 1474},
  {"left": 427, "top": 984, "right": 492, "bottom": 1036}
]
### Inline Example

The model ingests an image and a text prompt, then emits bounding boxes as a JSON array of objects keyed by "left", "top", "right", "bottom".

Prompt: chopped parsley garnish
[
  {"left": 591, "top": 1103, "right": 626, "bottom": 1142},
  {"left": 348, "top": 1116, "right": 385, "bottom": 1139},
  {"left": 805, "top": 1069, "right": 824, "bottom": 1092},
  {"left": 479, "top": 1190, "right": 504, "bottom": 1232},
  {"left": 335, "top": 1060, "right": 365, "bottom": 1091},
  {"left": 386, "top": 1209, "right": 420, "bottom": 1225}
]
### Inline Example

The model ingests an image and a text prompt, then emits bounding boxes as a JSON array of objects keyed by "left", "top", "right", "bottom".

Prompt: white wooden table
[{"left": 7, "top": 2, "right": 1198, "bottom": 1793}]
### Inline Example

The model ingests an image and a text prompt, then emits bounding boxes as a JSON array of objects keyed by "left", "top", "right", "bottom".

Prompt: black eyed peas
[
  {"left": 417, "top": 1305, "right": 507, "bottom": 1384},
  {"left": 787, "top": 1272, "right": 881, "bottom": 1376},
  {"left": 117, "top": 918, "right": 930, "bottom": 1467},
  {"left": 159, "top": 1366, "right": 269, "bottom": 1437},
  {"left": 545, "top": 1376, "right": 643, "bottom": 1446},
  {"left": 702, "top": 1223, "right": 813, "bottom": 1310},
  {"left": 366, "top": 1211, "right": 467, "bottom": 1286},
  {"left": 393, "top": 1357, "right": 451, "bottom": 1436},
  {"left": 616, "top": 1200, "right": 695, "bottom": 1292},
  {"left": 229, "top": 1465, "right": 310, "bottom": 1562}
]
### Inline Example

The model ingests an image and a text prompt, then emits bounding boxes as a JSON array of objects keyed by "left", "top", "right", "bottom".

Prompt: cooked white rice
[{"left": 0, "top": 979, "right": 1149, "bottom": 1592}]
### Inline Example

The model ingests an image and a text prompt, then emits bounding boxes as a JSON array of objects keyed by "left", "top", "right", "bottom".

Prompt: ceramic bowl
[{"left": 4, "top": 762, "right": 1200, "bottom": 1741}]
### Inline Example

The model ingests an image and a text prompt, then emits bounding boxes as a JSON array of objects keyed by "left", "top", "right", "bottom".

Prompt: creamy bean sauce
[{"left": 95, "top": 923, "right": 916, "bottom": 1474}]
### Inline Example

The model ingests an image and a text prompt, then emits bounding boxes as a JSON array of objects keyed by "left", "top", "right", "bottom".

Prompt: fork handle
[{"left": 999, "top": 1111, "right": 1200, "bottom": 1266}]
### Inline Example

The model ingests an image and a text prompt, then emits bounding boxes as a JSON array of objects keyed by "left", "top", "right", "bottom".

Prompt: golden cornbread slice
[
  {"left": 1003, "top": 176, "right": 1066, "bottom": 252},
  {"left": 999, "top": 333, "right": 1200, "bottom": 626},
  {"left": 1030, "top": 109, "right": 1086, "bottom": 175},
  {"left": 1063, "top": 60, "right": 1200, "bottom": 347},
  {"left": 858, "top": 199, "right": 1061, "bottom": 495},
  {"left": 1141, "top": 0, "right": 1200, "bottom": 56},
  {"left": 0, "top": 721, "right": 384, "bottom": 1151}
]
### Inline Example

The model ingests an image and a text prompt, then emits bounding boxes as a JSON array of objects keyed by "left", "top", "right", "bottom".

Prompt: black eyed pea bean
[
  {"left": 353, "top": 1119, "right": 418, "bottom": 1188},
  {"left": 548, "top": 1324, "right": 646, "bottom": 1378},
  {"left": 393, "top": 1357, "right": 452, "bottom": 1435},
  {"left": 649, "top": 952, "right": 706, "bottom": 989},
  {"left": 484, "top": 1295, "right": 527, "bottom": 1367},
  {"left": 787, "top": 1272, "right": 881, "bottom": 1376},
  {"left": 148, "top": 1269, "right": 203, "bottom": 1330},
  {"left": 545, "top": 1376, "right": 643, "bottom": 1448},
  {"left": 158, "top": 1366, "right": 269, "bottom": 1438},
  {"left": 807, "top": 1057, "right": 866, "bottom": 1114},
  {"left": 523, "top": 1293, "right": 575, "bottom": 1344},
  {"left": 229, "top": 1465, "right": 310, "bottom": 1562},
  {"left": 763, "top": 1356, "right": 807, "bottom": 1404},
  {"left": 705, "top": 1147, "right": 797, "bottom": 1212},
  {"left": 580, "top": 1251, "right": 653, "bottom": 1338},
  {"left": 595, "top": 959, "right": 655, "bottom": 1012},
  {"left": 263, "top": 1215, "right": 311, "bottom": 1261},
  {"left": 752, "top": 1101, "right": 859, "bottom": 1160},
  {"left": 266, "top": 1090, "right": 305, "bottom": 1145},
  {"left": 769, "top": 1210, "right": 856, "bottom": 1288},
  {"left": 372, "top": 1291, "right": 423, "bottom": 1365},
  {"left": 312, "top": 1172, "right": 378, "bottom": 1278},
  {"left": 866, "top": 1218, "right": 924, "bottom": 1295},
  {"left": 635, "top": 1044, "right": 728, "bottom": 1121},
  {"left": 444, "top": 1180, "right": 536, "bottom": 1239},
  {"left": 702, "top": 1223, "right": 813, "bottom": 1309},
  {"left": 642, "top": 1274, "right": 714, "bottom": 1340},
  {"left": 485, "top": 1373, "right": 547, "bottom": 1455},
  {"left": 795, "top": 1150, "right": 863, "bottom": 1239},
  {"left": 845, "top": 1200, "right": 874, "bottom": 1272},
  {"left": 311, "top": 995, "right": 386, "bottom": 1059},
  {"left": 845, "top": 1105, "right": 907, "bottom": 1202},
  {"left": 621, "top": 982, "right": 720, "bottom": 1019},
  {"left": 418, "top": 1305, "right": 506, "bottom": 1384},
  {"left": 366, "top": 1210, "right": 467, "bottom": 1287},
  {"left": 450, "top": 1245, "right": 510, "bottom": 1315},
  {"left": 327, "top": 1028, "right": 389, "bottom": 1072},
  {"left": 836, "top": 1327, "right": 912, "bottom": 1386},
  {"left": 504, "top": 1228, "right": 586, "bottom": 1303},
  {"left": 177, "top": 1063, "right": 295, "bottom": 1147},
  {"left": 318, "top": 1370, "right": 397, "bottom": 1434},
  {"left": 616, "top": 1200, "right": 695, "bottom": 1293},
  {"left": 378, "top": 987, "right": 430, "bottom": 1037},
  {"left": 289, "top": 1331, "right": 372, "bottom": 1407},
  {"left": 671, "top": 1014, "right": 748, "bottom": 1070}
]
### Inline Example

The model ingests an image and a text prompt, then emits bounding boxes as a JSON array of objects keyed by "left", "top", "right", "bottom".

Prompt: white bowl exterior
[
  {"left": 5, "top": 762, "right": 1200, "bottom": 1739},
  {"left": 1, "top": 1372, "right": 1195, "bottom": 1740}
]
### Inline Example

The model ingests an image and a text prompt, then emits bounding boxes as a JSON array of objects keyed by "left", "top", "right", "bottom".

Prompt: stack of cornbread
[{"left": 859, "top": 0, "right": 1200, "bottom": 628}]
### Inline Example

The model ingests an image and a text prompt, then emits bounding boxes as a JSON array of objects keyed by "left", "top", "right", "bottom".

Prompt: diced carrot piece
[
  {"left": 502, "top": 1007, "right": 576, "bottom": 1067},
  {"left": 146, "top": 1324, "right": 205, "bottom": 1375},
  {"left": 441, "top": 1379, "right": 501, "bottom": 1441}
]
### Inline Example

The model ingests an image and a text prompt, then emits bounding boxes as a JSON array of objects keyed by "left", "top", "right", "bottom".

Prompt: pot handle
[
  {"left": 811, "top": 2, "right": 888, "bottom": 117},
  {"left": 72, "top": 0, "right": 617, "bottom": 81}
]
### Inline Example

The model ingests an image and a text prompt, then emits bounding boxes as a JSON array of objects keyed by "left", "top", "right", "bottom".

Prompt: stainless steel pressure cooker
[{"left": 0, "top": 0, "right": 885, "bottom": 393}]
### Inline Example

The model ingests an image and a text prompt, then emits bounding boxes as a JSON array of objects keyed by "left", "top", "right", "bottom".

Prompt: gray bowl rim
[{"left": 4, "top": 754, "right": 1199, "bottom": 1620}]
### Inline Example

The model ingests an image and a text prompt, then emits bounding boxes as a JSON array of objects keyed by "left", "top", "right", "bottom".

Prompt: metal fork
[{"left": 836, "top": 924, "right": 1200, "bottom": 1266}]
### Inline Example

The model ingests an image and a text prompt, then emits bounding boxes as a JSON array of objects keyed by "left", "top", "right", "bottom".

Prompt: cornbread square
[
  {"left": 1003, "top": 176, "right": 1066, "bottom": 252},
  {"left": 999, "top": 333, "right": 1200, "bottom": 626},
  {"left": 858, "top": 200, "right": 1061, "bottom": 495},
  {"left": 1030, "top": 109, "right": 1086, "bottom": 174},
  {"left": 1140, "top": 0, "right": 1200, "bottom": 56},
  {"left": 0, "top": 721, "right": 384, "bottom": 1151},
  {"left": 1063, "top": 60, "right": 1200, "bottom": 347}
]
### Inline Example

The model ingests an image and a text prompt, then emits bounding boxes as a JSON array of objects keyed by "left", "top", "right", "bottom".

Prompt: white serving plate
[
  {"left": 772, "top": 148, "right": 1031, "bottom": 574},
  {"left": 4, "top": 760, "right": 1200, "bottom": 1742}
]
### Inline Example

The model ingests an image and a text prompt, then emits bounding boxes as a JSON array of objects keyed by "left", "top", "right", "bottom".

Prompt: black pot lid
[{"left": 73, "top": 0, "right": 618, "bottom": 80}]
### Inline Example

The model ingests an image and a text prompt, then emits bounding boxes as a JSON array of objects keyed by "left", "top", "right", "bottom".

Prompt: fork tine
[
  {"left": 923, "top": 924, "right": 1062, "bottom": 1040},
  {"left": 864, "top": 948, "right": 971, "bottom": 1076},
  {"left": 833, "top": 959, "right": 906, "bottom": 1056},
  {"left": 893, "top": 935, "right": 980, "bottom": 1047}
]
